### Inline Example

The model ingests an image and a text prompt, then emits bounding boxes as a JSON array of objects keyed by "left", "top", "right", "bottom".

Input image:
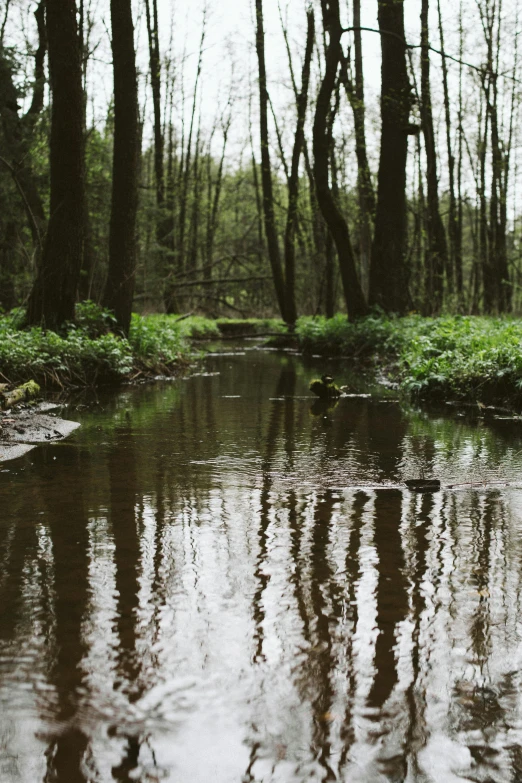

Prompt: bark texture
[
  {"left": 313, "top": 0, "right": 367, "bottom": 320},
  {"left": 103, "top": 0, "right": 140, "bottom": 335},
  {"left": 420, "top": 0, "right": 448, "bottom": 313},
  {"left": 369, "top": 0, "right": 412, "bottom": 313},
  {"left": 26, "top": 0, "right": 85, "bottom": 328},
  {"left": 283, "top": 9, "right": 314, "bottom": 326},
  {"left": 255, "top": 0, "right": 286, "bottom": 320}
]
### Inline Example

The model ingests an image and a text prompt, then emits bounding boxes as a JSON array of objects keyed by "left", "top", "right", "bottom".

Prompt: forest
[
  {"left": 1, "top": 0, "right": 521, "bottom": 327},
  {"left": 1, "top": 0, "right": 522, "bottom": 403}
]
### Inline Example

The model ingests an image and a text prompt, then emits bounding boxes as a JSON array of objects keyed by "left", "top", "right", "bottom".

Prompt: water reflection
[
  {"left": 40, "top": 448, "right": 91, "bottom": 782},
  {"left": 1, "top": 350, "right": 522, "bottom": 781}
]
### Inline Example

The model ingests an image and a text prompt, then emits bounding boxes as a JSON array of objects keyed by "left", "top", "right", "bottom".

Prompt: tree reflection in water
[
  {"left": 1, "top": 350, "right": 522, "bottom": 781},
  {"left": 41, "top": 447, "right": 91, "bottom": 782}
]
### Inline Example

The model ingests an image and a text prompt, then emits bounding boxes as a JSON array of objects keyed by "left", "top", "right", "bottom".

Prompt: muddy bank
[{"left": 0, "top": 403, "right": 80, "bottom": 462}]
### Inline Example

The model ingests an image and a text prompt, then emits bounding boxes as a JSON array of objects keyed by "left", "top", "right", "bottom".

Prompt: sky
[
  {"left": 7, "top": 0, "right": 476, "bottom": 147},
  {"left": 88, "top": 0, "right": 464, "bottom": 148}
]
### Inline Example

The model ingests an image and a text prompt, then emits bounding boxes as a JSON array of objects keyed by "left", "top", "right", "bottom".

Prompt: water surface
[{"left": 2, "top": 347, "right": 522, "bottom": 782}]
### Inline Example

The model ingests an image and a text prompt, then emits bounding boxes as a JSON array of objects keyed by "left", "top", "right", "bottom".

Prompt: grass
[
  {"left": 3, "top": 304, "right": 522, "bottom": 405},
  {"left": 0, "top": 305, "right": 220, "bottom": 388},
  {"left": 294, "top": 314, "right": 522, "bottom": 405}
]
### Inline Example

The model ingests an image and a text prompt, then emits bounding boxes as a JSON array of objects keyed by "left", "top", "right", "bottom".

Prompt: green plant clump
[
  {"left": 399, "top": 316, "right": 522, "bottom": 401},
  {"left": 295, "top": 313, "right": 401, "bottom": 356},
  {"left": 0, "top": 306, "right": 213, "bottom": 387},
  {"left": 295, "top": 314, "right": 522, "bottom": 404}
]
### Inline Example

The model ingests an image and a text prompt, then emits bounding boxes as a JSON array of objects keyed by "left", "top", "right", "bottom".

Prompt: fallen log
[{"left": 1, "top": 380, "right": 40, "bottom": 409}]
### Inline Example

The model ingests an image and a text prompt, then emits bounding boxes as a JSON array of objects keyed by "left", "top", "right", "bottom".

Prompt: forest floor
[
  {"left": 2, "top": 306, "right": 522, "bottom": 409},
  {"left": 0, "top": 402, "right": 80, "bottom": 463},
  {"left": 0, "top": 305, "right": 281, "bottom": 389}
]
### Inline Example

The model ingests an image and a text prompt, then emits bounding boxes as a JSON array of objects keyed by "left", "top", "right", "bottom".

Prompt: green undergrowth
[
  {"left": 0, "top": 305, "right": 292, "bottom": 388},
  {"left": 215, "top": 318, "right": 286, "bottom": 336},
  {"left": 0, "top": 306, "right": 221, "bottom": 388},
  {"left": 295, "top": 314, "right": 522, "bottom": 405},
  {"left": 4, "top": 305, "right": 522, "bottom": 405}
]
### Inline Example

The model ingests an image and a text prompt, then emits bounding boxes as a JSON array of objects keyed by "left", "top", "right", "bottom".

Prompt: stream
[{"left": 2, "top": 345, "right": 522, "bottom": 782}]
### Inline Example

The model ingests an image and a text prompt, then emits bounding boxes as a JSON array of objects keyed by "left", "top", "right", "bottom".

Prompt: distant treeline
[{"left": 1, "top": 0, "right": 521, "bottom": 332}]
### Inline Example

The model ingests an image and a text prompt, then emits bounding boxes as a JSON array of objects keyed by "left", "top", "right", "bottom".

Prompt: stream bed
[{"left": 2, "top": 346, "right": 522, "bottom": 782}]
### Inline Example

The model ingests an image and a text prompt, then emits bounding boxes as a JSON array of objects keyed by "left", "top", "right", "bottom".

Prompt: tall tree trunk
[
  {"left": 340, "top": 0, "right": 375, "bottom": 297},
  {"left": 369, "top": 0, "right": 412, "bottom": 313},
  {"left": 455, "top": 0, "right": 464, "bottom": 302},
  {"left": 188, "top": 125, "right": 202, "bottom": 275},
  {"left": 437, "top": 0, "right": 458, "bottom": 298},
  {"left": 500, "top": 20, "right": 518, "bottom": 312},
  {"left": 279, "top": 11, "right": 330, "bottom": 318},
  {"left": 478, "top": 102, "right": 492, "bottom": 312},
  {"left": 488, "top": 2, "right": 511, "bottom": 312},
  {"left": 144, "top": 0, "right": 164, "bottom": 215},
  {"left": 313, "top": 0, "right": 367, "bottom": 320},
  {"left": 255, "top": 0, "right": 286, "bottom": 320},
  {"left": 164, "top": 19, "right": 206, "bottom": 312},
  {"left": 78, "top": 0, "right": 96, "bottom": 302},
  {"left": 206, "top": 117, "right": 230, "bottom": 276},
  {"left": 103, "top": 0, "right": 139, "bottom": 335},
  {"left": 26, "top": 0, "right": 85, "bottom": 328},
  {"left": 411, "top": 131, "right": 425, "bottom": 301},
  {"left": 283, "top": 9, "right": 314, "bottom": 326},
  {"left": 420, "top": 0, "right": 448, "bottom": 314},
  {"left": 177, "top": 24, "right": 205, "bottom": 277}
]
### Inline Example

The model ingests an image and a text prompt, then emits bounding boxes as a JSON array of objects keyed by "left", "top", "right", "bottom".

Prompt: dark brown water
[{"left": 2, "top": 347, "right": 522, "bottom": 782}]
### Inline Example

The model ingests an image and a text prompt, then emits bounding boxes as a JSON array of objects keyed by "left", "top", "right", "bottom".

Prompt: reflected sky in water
[{"left": 2, "top": 348, "right": 522, "bottom": 782}]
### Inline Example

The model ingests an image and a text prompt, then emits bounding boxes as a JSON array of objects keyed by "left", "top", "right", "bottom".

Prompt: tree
[
  {"left": 103, "top": 0, "right": 140, "bottom": 335},
  {"left": 369, "top": 0, "right": 412, "bottom": 313},
  {"left": 283, "top": 8, "right": 314, "bottom": 326},
  {"left": 255, "top": 0, "right": 287, "bottom": 321},
  {"left": 437, "top": 0, "right": 461, "bottom": 302},
  {"left": 313, "top": 0, "right": 367, "bottom": 320},
  {"left": 144, "top": 0, "right": 164, "bottom": 223},
  {"left": 420, "top": 0, "right": 448, "bottom": 313},
  {"left": 340, "top": 0, "right": 375, "bottom": 296},
  {"left": 26, "top": 0, "right": 85, "bottom": 329}
]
